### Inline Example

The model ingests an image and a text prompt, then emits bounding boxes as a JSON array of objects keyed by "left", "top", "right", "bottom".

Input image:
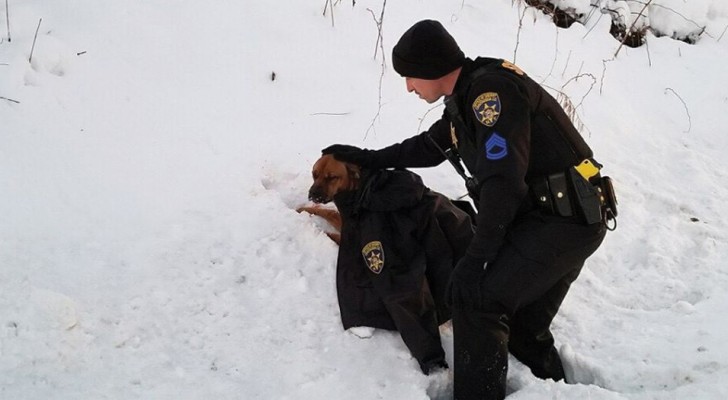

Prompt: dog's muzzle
[{"left": 308, "top": 185, "right": 329, "bottom": 204}]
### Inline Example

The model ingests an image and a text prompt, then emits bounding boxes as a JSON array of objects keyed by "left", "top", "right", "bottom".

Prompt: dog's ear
[{"left": 345, "top": 163, "right": 361, "bottom": 180}]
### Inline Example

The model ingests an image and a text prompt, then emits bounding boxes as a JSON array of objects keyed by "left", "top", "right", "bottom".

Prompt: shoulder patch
[
  {"left": 472, "top": 92, "right": 501, "bottom": 127},
  {"left": 362, "top": 241, "right": 385, "bottom": 274},
  {"left": 485, "top": 132, "right": 508, "bottom": 160},
  {"left": 501, "top": 60, "right": 524, "bottom": 76}
]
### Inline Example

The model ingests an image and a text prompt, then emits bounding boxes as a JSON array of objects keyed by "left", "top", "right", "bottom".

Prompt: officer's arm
[
  {"left": 364, "top": 117, "right": 451, "bottom": 168},
  {"left": 466, "top": 76, "right": 531, "bottom": 260}
]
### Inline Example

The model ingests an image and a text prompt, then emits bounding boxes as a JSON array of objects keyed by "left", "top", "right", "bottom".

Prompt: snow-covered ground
[{"left": 1, "top": 1, "right": 727, "bottom": 398}]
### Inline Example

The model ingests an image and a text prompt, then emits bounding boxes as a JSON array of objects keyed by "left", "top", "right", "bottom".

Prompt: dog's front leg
[
  {"left": 296, "top": 206, "right": 342, "bottom": 231},
  {"left": 297, "top": 206, "right": 342, "bottom": 245}
]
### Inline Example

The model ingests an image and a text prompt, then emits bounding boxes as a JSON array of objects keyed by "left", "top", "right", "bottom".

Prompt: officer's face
[{"left": 405, "top": 77, "right": 442, "bottom": 104}]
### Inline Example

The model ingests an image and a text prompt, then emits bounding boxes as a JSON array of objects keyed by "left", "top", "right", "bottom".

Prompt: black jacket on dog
[{"left": 332, "top": 168, "right": 474, "bottom": 374}]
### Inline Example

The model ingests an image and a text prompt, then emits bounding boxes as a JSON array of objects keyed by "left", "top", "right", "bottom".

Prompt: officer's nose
[{"left": 405, "top": 78, "right": 415, "bottom": 93}]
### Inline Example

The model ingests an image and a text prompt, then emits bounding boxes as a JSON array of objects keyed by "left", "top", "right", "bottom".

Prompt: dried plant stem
[
  {"left": 310, "top": 112, "right": 351, "bottom": 116},
  {"left": 323, "top": 0, "right": 335, "bottom": 27},
  {"left": 718, "top": 25, "right": 727, "bottom": 42},
  {"left": 513, "top": 4, "right": 528, "bottom": 63},
  {"left": 4, "top": 0, "right": 9, "bottom": 42},
  {"left": 364, "top": 0, "right": 387, "bottom": 139},
  {"left": 29, "top": 18, "right": 42, "bottom": 63},
  {"left": 416, "top": 104, "right": 444, "bottom": 134},
  {"left": 614, "top": 0, "right": 652, "bottom": 57},
  {"left": 1, "top": 96, "right": 20, "bottom": 104},
  {"left": 664, "top": 88, "right": 691, "bottom": 133}
]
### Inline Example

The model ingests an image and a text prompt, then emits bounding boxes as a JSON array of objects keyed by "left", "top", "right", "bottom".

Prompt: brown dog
[{"left": 297, "top": 154, "right": 361, "bottom": 244}]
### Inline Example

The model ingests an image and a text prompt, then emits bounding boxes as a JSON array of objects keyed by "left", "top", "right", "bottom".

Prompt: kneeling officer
[{"left": 325, "top": 19, "right": 614, "bottom": 400}]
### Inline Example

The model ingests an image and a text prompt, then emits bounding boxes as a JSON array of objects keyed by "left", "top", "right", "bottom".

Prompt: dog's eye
[{"left": 325, "top": 176, "right": 340, "bottom": 181}]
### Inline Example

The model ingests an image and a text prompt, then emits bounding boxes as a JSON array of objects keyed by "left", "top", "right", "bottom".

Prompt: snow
[{"left": 1, "top": 0, "right": 727, "bottom": 399}]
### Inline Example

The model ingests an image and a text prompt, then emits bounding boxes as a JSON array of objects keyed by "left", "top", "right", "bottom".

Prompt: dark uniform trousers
[{"left": 453, "top": 211, "right": 606, "bottom": 400}]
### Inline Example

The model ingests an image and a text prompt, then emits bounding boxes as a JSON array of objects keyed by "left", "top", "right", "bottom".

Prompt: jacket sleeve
[
  {"left": 369, "top": 116, "right": 452, "bottom": 168},
  {"left": 464, "top": 75, "right": 531, "bottom": 260}
]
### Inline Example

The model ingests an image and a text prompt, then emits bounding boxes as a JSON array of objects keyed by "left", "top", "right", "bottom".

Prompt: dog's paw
[{"left": 347, "top": 326, "right": 375, "bottom": 339}]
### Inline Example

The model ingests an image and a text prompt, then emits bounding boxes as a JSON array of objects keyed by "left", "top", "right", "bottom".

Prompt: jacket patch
[
  {"left": 472, "top": 92, "right": 501, "bottom": 127},
  {"left": 362, "top": 241, "right": 385, "bottom": 274},
  {"left": 485, "top": 132, "right": 508, "bottom": 160}
]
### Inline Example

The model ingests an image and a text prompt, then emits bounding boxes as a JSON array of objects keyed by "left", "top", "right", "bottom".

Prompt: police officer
[{"left": 325, "top": 20, "right": 608, "bottom": 400}]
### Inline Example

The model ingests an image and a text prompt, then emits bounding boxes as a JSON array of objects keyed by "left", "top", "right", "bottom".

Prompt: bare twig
[
  {"left": 560, "top": 73, "right": 597, "bottom": 109},
  {"left": 582, "top": 6, "right": 605, "bottom": 40},
  {"left": 718, "top": 25, "right": 727, "bottom": 42},
  {"left": 323, "top": 0, "right": 335, "bottom": 27},
  {"left": 513, "top": 4, "right": 528, "bottom": 63},
  {"left": 561, "top": 50, "right": 572, "bottom": 78},
  {"left": 544, "top": 24, "right": 560, "bottom": 82},
  {"left": 645, "top": 37, "right": 652, "bottom": 66},
  {"left": 664, "top": 87, "right": 691, "bottom": 133},
  {"left": 416, "top": 104, "right": 444, "bottom": 134},
  {"left": 29, "top": 18, "right": 42, "bottom": 63},
  {"left": 1, "top": 96, "right": 20, "bottom": 104},
  {"left": 633, "top": 1, "right": 709, "bottom": 37},
  {"left": 310, "top": 112, "right": 351, "bottom": 116},
  {"left": 4, "top": 0, "right": 10, "bottom": 42},
  {"left": 543, "top": 84, "right": 588, "bottom": 134},
  {"left": 366, "top": 0, "right": 386, "bottom": 59},
  {"left": 614, "top": 0, "right": 652, "bottom": 57},
  {"left": 599, "top": 58, "right": 614, "bottom": 95},
  {"left": 364, "top": 0, "right": 387, "bottom": 139}
]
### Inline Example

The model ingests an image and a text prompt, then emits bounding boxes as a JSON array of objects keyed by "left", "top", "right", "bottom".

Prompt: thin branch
[
  {"left": 561, "top": 50, "right": 572, "bottom": 78},
  {"left": 599, "top": 58, "right": 614, "bottom": 95},
  {"left": 582, "top": 6, "right": 605, "bottom": 40},
  {"left": 513, "top": 4, "right": 528, "bottom": 63},
  {"left": 645, "top": 36, "right": 652, "bottom": 67},
  {"left": 664, "top": 87, "right": 691, "bottom": 133},
  {"left": 416, "top": 104, "right": 444, "bottom": 134},
  {"left": 542, "top": 83, "right": 587, "bottom": 134},
  {"left": 614, "top": 0, "right": 652, "bottom": 57},
  {"left": 364, "top": 0, "right": 387, "bottom": 139},
  {"left": 310, "top": 112, "right": 351, "bottom": 116},
  {"left": 367, "top": 0, "right": 386, "bottom": 59},
  {"left": 323, "top": 0, "right": 335, "bottom": 27},
  {"left": 544, "top": 23, "right": 560, "bottom": 82},
  {"left": 29, "top": 18, "right": 42, "bottom": 63},
  {"left": 4, "top": 0, "right": 10, "bottom": 42},
  {"left": 632, "top": 1, "right": 710, "bottom": 37},
  {"left": 560, "top": 73, "right": 597, "bottom": 109},
  {"left": 718, "top": 25, "right": 727, "bottom": 42},
  {"left": 0, "top": 96, "right": 20, "bottom": 104}
]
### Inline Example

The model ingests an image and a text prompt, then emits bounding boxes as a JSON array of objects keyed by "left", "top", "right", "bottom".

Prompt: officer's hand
[
  {"left": 321, "top": 144, "right": 377, "bottom": 168},
  {"left": 447, "top": 254, "right": 488, "bottom": 309}
]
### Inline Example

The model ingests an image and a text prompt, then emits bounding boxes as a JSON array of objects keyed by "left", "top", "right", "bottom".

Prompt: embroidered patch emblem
[
  {"left": 501, "top": 60, "right": 524, "bottom": 76},
  {"left": 362, "top": 241, "right": 385, "bottom": 274},
  {"left": 472, "top": 92, "right": 501, "bottom": 127},
  {"left": 485, "top": 132, "right": 508, "bottom": 160}
]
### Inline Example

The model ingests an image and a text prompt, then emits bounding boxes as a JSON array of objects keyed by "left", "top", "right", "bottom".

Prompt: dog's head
[{"left": 308, "top": 154, "right": 361, "bottom": 204}]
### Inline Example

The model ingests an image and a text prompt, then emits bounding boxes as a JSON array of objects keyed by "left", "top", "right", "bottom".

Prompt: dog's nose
[{"left": 308, "top": 186, "right": 327, "bottom": 204}]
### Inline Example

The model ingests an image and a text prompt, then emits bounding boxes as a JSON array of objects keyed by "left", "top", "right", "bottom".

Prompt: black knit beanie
[{"left": 392, "top": 20, "right": 465, "bottom": 79}]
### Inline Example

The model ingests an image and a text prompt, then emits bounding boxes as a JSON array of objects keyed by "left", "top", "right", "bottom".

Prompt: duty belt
[{"left": 530, "top": 159, "right": 618, "bottom": 230}]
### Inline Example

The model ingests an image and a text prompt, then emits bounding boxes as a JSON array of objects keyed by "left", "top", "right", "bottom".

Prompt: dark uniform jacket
[
  {"left": 332, "top": 168, "right": 474, "bottom": 373},
  {"left": 369, "top": 57, "right": 595, "bottom": 261}
]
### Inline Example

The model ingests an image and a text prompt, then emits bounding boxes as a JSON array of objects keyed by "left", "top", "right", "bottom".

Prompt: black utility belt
[{"left": 531, "top": 168, "right": 618, "bottom": 226}]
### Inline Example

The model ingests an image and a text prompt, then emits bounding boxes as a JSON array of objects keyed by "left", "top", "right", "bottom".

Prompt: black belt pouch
[{"left": 568, "top": 168, "right": 602, "bottom": 224}]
